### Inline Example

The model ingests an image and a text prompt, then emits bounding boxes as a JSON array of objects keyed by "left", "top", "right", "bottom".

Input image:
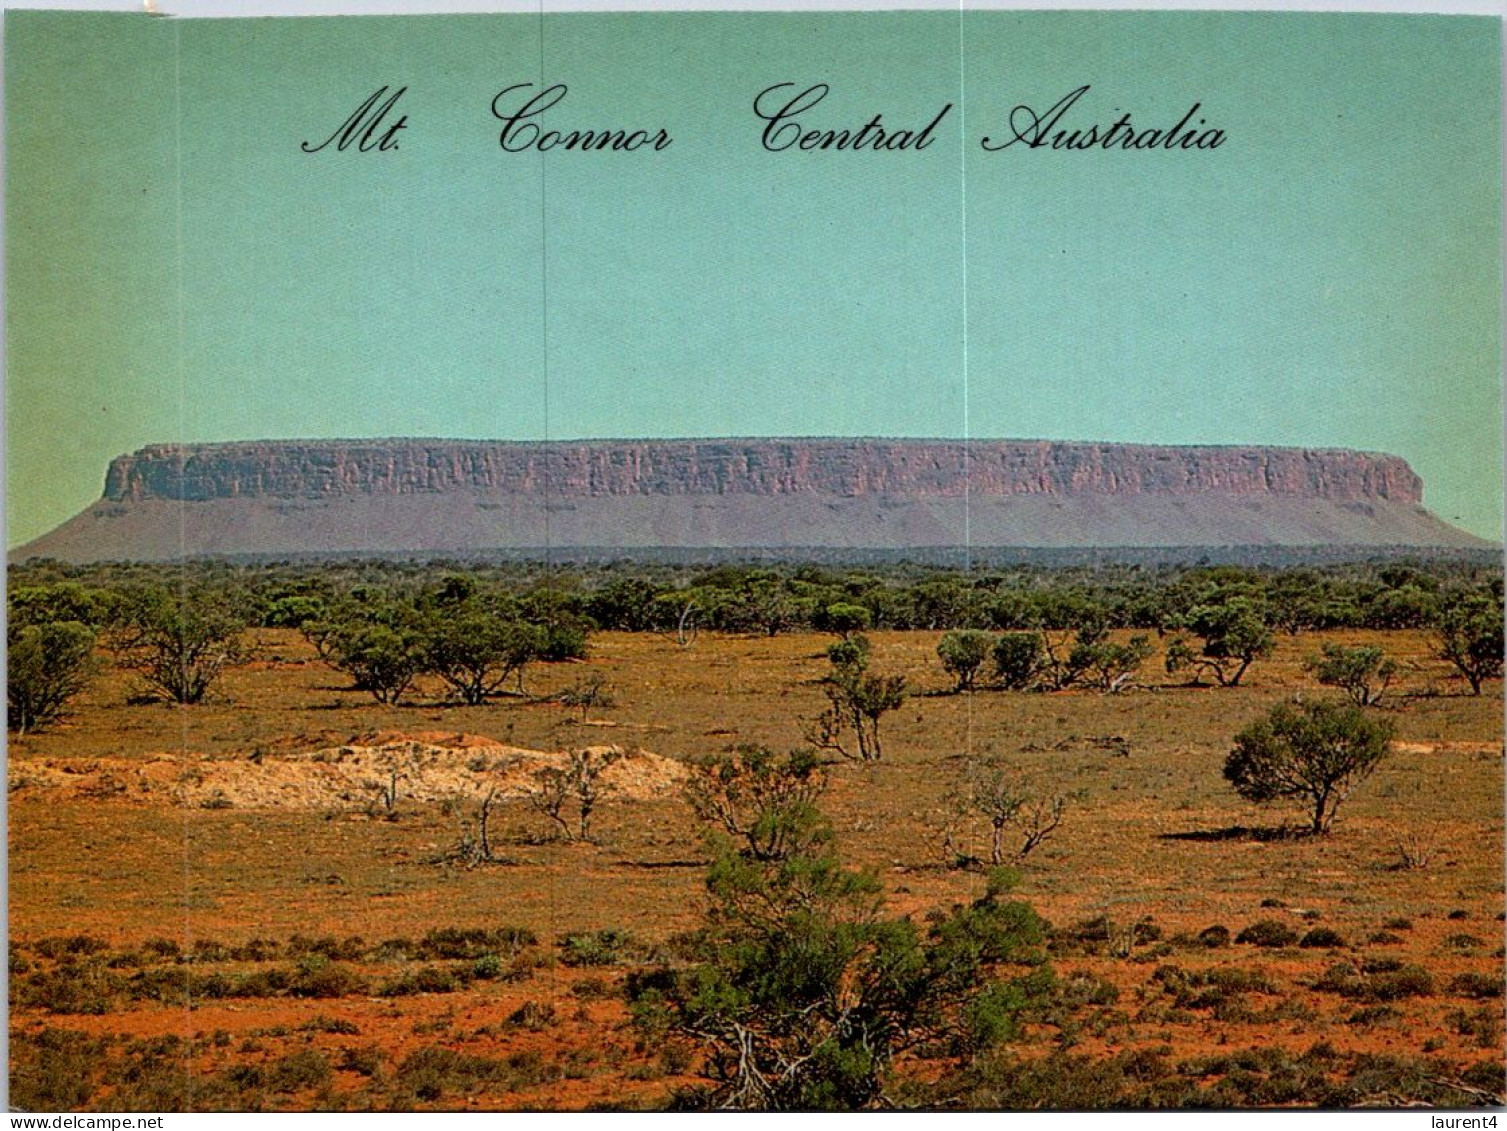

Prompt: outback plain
[{"left": 6, "top": 560, "right": 1505, "bottom": 1111}]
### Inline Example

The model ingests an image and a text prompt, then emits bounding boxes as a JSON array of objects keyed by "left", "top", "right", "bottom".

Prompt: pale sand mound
[
  {"left": 1392, "top": 741, "right": 1502, "bottom": 757},
  {"left": 7, "top": 732, "right": 686, "bottom": 811}
]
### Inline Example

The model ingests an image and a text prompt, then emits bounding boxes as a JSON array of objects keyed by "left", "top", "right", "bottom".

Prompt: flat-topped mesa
[
  {"left": 103, "top": 439, "right": 1423, "bottom": 504},
  {"left": 25, "top": 436, "right": 1472, "bottom": 563}
]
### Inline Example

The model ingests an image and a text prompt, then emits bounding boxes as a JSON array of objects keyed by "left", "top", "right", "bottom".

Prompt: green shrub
[
  {"left": 1445, "top": 933, "right": 1486, "bottom": 951},
  {"left": 18, "top": 961, "right": 126, "bottom": 1014},
  {"left": 264, "top": 595, "right": 328, "bottom": 629},
  {"left": 142, "top": 936, "right": 183, "bottom": 960},
  {"left": 471, "top": 954, "right": 504, "bottom": 980},
  {"left": 419, "top": 926, "right": 536, "bottom": 960},
  {"left": 501, "top": 1048, "right": 562, "bottom": 1090},
  {"left": 1236, "top": 921, "right": 1299, "bottom": 948},
  {"left": 323, "top": 622, "right": 425, "bottom": 704},
  {"left": 1197, "top": 925, "right": 1231, "bottom": 948},
  {"left": 109, "top": 587, "right": 250, "bottom": 705},
  {"left": 1448, "top": 973, "right": 1504, "bottom": 1000},
  {"left": 816, "top": 603, "right": 872, "bottom": 637},
  {"left": 302, "top": 1015, "right": 361, "bottom": 1035},
  {"left": 339, "top": 1044, "right": 384, "bottom": 1077},
  {"left": 1072, "top": 635, "right": 1153, "bottom": 693},
  {"left": 506, "top": 1001, "right": 558, "bottom": 1031},
  {"left": 286, "top": 934, "right": 365, "bottom": 961},
  {"left": 633, "top": 827, "right": 1051, "bottom": 1109},
  {"left": 267, "top": 1049, "right": 332, "bottom": 1093},
  {"left": 421, "top": 612, "right": 547, "bottom": 704},
  {"left": 34, "top": 934, "right": 110, "bottom": 960},
  {"left": 378, "top": 965, "right": 466, "bottom": 997},
  {"left": 540, "top": 623, "right": 589, "bottom": 662},
  {"left": 1165, "top": 597, "right": 1274, "bottom": 687},
  {"left": 560, "top": 928, "right": 636, "bottom": 967},
  {"left": 234, "top": 967, "right": 293, "bottom": 998},
  {"left": 1449, "top": 1007, "right": 1505, "bottom": 1050},
  {"left": 229, "top": 937, "right": 281, "bottom": 962},
  {"left": 1314, "top": 961, "right": 1434, "bottom": 1001},
  {"left": 288, "top": 958, "right": 367, "bottom": 998},
  {"left": 1153, "top": 964, "right": 1278, "bottom": 1013},
  {"left": 1053, "top": 972, "right": 1120, "bottom": 1008},
  {"left": 394, "top": 1045, "right": 504, "bottom": 1102},
  {"left": 1299, "top": 927, "right": 1346, "bottom": 949},
  {"left": 682, "top": 745, "right": 829, "bottom": 863},
  {"left": 191, "top": 938, "right": 231, "bottom": 963},
  {"left": 1434, "top": 590, "right": 1504, "bottom": 694}
]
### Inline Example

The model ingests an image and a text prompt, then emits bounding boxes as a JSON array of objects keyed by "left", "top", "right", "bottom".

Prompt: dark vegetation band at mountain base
[{"left": 11, "top": 556, "right": 1501, "bottom": 636}]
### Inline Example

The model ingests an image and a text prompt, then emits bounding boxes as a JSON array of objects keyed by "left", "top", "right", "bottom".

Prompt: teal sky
[{"left": 6, "top": 9, "right": 1502, "bottom": 544}]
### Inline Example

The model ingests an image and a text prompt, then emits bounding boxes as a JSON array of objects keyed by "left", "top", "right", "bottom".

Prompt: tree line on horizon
[{"left": 6, "top": 557, "right": 1502, "bottom": 734}]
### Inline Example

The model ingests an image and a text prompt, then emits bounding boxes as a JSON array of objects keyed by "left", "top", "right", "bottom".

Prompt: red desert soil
[{"left": 9, "top": 628, "right": 1504, "bottom": 1109}]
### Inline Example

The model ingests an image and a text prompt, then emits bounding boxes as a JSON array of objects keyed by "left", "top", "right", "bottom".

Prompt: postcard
[{"left": 6, "top": 6, "right": 1503, "bottom": 1114}]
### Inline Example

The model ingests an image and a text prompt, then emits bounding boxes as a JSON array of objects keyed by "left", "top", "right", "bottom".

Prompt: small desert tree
[
  {"left": 1434, "top": 591, "right": 1503, "bottom": 695},
  {"left": 1071, "top": 635, "right": 1153, "bottom": 694},
  {"left": 739, "top": 583, "right": 800, "bottom": 638},
  {"left": 528, "top": 747, "right": 623, "bottom": 842},
  {"left": 1224, "top": 700, "right": 1394, "bottom": 835},
  {"left": 816, "top": 602, "right": 872, "bottom": 639},
  {"left": 1305, "top": 643, "right": 1397, "bottom": 707},
  {"left": 683, "top": 745, "right": 829, "bottom": 862},
  {"left": 937, "top": 629, "right": 995, "bottom": 693},
  {"left": 422, "top": 608, "right": 545, "bottom": 706},
  {"left": 1165, "top": 597, "right": 1274, "bottom": 687},
  {"left": 808, "top": 637, "right": 906, "bottom": 762},
  {"left": 366, "top": 741, "right": 425, "bottom": 814},
  {"left": 468, "top": 785, "right": 503, "bottom": 864},
  {"left": 7, "top": 620, "right": 97, "bottom": 733},
  {"left": 326, "top": 622, "right": 426, "bottom": 704},
  {"left": 526, "top": 764, "right": 573, "bottom": 840},
  {"left": 944, "top": 758, "right": 1075, "bottom": 867},
  {"left": 461, "top": 762, "right": 526, "bottom": 866},
  {"left": 1029, "top": 616, "right": 1110, "bottom": 692},
  {"left": 109, "top": 587, "right": 249, "bottom": 705}
]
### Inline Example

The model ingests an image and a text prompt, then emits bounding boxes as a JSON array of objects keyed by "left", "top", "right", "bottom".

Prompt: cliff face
[
  {"left": 102, "top": 438, "right": 1424, "bottom": 505},
  {"left": 17, "top": 437, "right": 1476, "bottom": 563}
]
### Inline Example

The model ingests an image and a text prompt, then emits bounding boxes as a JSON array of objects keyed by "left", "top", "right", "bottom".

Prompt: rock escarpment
[
  {"left": 16, "top": 438, "right": 1486, "bottom": 562},
  {"left": 102, "top": 438, "right": 1422, "bottom": 505}
]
